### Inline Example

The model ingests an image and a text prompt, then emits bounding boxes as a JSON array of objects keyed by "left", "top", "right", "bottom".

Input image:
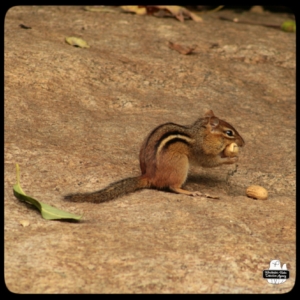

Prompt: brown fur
[
  {"left": 64, "top": 110, "right": 245, "bottom": 203},
  {"left": 64, "top": 176, "right": 150, "bottom": 203}
]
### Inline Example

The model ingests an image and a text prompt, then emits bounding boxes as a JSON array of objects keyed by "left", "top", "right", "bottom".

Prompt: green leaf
[
  {"left": 281, "top": 20, "right": 296, "bottom": 32},
  {"left": 13, "top": 164, "right": 82, "bottom": 221}
]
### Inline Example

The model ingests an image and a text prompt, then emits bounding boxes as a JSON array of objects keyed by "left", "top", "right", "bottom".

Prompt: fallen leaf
[
  {"left": 120, "top": 6, "right": 147, "bottom": 15},
  {"left": 281, "top": 20, "right": 296, "bottom": 32},
  {"left": 20, "top": 220, "right": 30, "bottom": 227},
  {"left": 150, "top": 6, "right": 203, "bottom": 22},
  {"left": 65, "top": 37, "right": 90, "bottom": 48},
  {"left": 84, "top": 6, "right": 118, "bottom": 13},
  {"left": 168, "top": 41, "right": 197, "bottom": 55},
  {"left": 121, "top": 5, "right": 202, "bottom": 22},
  {"left": 19, "top": 24, "right": 31, "bottom": 29},
  {"left": 13, "top": 164, "right": 82, "bottom": 221}
]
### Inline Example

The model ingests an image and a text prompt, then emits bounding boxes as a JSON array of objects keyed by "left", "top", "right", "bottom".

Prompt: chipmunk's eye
[{"left": 225, "top": 130, "right": 234, "bottom": 137}]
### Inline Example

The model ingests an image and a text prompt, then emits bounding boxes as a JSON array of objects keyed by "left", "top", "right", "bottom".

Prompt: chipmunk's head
[{"left": 203, "top": 110, "right": 245, "bottom": 148}]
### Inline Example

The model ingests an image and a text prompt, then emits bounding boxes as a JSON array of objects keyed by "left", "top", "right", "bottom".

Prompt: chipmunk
[{"left": 64, "top": 110, "right": 245, "bottom": 203}]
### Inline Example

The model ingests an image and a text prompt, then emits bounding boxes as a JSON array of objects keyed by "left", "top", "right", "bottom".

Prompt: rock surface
[{"left": 5, "top": 6, "right": 295, "bottom": 293}]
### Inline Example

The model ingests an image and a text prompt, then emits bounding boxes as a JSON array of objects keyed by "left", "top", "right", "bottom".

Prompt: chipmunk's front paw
[{"left": 220, "top": 156, "right": 239, "bottom": 164}]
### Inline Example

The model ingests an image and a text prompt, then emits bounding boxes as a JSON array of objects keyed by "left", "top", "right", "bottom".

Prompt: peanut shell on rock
[{"left": 246, "top": 185, "right": 268, "bottom": 200}]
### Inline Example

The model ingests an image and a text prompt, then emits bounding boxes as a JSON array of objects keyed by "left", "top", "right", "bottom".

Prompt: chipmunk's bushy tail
[{"left": 64, "top": 176, "right": 150, "bottom": 203}]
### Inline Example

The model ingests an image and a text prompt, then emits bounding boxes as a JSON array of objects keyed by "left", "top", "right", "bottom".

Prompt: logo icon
[{"left": 263, "top": 260, "right": 289, "bottom": 284}]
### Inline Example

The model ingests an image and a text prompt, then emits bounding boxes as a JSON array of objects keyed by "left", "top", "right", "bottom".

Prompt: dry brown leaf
[
  {"left": 151, "top": 6, "right": 203, "bottom": 22},
  {"left": 84, "top": 6, "right": 118, "bottom": 13},
  {"left": 121, "top": 6, "right": 202, "bottom": 22},
  {"left": 19, "top": 24, "right": 31, "bottom": 29},
  {"left": 168, "top": 41, "right": 197, "bottom": 55}
]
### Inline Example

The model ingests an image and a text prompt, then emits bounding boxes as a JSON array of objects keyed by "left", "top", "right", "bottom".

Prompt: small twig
[
  {"left": 206, "top": 5, "right": 225, "bottom": 14},
  {"left": 219, "top": 16, "right": 281, "bottom": 29}
]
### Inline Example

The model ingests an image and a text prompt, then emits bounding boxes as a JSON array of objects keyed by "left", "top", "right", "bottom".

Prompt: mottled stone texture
[{"left": 5, "top": 6, "right": 295, "bottom": 293}]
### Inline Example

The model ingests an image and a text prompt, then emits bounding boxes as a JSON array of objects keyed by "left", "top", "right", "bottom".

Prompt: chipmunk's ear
[
  {"left": 204, "top": 110, "right": 215, "bottom": 118},
  {"left": 204, "top": 110, "right": 219, "bottom": 128},
  {"left": 209, "top": 116, "right": 219, "bottom": 129}
]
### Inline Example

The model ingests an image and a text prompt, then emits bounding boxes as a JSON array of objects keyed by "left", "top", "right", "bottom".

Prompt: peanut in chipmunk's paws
[{"left": 224, "top": 143, "right": 239, "bottom": 157}]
